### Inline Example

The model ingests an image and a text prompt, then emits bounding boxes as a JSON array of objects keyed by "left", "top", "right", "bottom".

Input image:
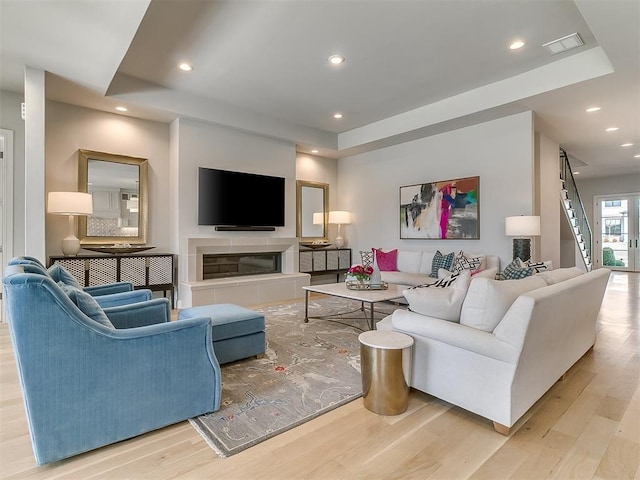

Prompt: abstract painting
[{"left": 400, "top": 176, "right": 479, "bottom": 239}]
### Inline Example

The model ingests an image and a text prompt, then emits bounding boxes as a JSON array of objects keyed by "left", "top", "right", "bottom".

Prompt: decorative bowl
[
  {"left": 300, "top": 242, "right": 332, "bottom": 249},
  {"left": 83, "top": 246, "right": 155, "bottom": 254}
]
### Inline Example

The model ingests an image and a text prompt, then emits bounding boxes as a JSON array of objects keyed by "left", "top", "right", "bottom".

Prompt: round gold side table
[{"left": 358, "top": 330, "right": 414, "bottom": 415}]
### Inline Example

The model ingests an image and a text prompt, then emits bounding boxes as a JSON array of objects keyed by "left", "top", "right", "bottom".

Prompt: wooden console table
[
  {"left": 49, "top": 253, "right": 175, "bottom": 307},
  {"left": 299, "top": 247, "right": 351, "bottom": 282}
]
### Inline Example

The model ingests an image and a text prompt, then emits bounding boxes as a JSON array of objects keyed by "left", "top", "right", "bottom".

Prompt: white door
[{"left": 594, "top": 194, "right": 640, "bottom": 272}]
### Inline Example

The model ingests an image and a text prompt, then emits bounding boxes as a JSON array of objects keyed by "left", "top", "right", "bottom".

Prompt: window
[
  {"left": 604, "top": 200, "right": 622, "bottom": 207},
  {"left": 604, "top": 218, "right": 622, "bottom": 235}
]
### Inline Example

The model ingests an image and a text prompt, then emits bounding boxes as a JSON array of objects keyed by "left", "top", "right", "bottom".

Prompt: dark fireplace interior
[{"left": 202, "top": 252, "right": 282, "bottom": 280}]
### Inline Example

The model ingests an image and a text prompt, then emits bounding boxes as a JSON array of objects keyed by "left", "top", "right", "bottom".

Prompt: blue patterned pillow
[
  {"left": 430, "top": 250, "right": 455, "bottom": 277},
  {"left": 500, "top": 259, "right": 534, "bottom": 280},
  {"left": 48, "top": 263, "right": 82, "bottom": 289},
  {"left": 58, "top": 283, "right": 114, "bottom": 328}
]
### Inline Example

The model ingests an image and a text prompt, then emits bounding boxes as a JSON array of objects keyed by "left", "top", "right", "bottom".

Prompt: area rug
[{"left": 190, "top": 297, "right": 399, "bottom": 457}]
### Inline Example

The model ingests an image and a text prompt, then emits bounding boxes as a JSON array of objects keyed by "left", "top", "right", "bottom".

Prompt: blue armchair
[
  {"left": 9, "top": 258, "right": 151, "bottom": 308},
  {"left": 9, "top": 256, "right": 135, "bottom": 296},
  {"left": 3, "top": 265, "right": 221, "bottom": 465}
]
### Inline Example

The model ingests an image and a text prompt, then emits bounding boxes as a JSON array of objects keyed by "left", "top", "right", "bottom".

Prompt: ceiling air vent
[{"left": 542, "top": 33, "right": 584, "bottom": 55}]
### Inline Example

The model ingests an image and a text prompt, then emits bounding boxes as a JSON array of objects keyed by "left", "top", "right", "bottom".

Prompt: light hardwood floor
[{"left": 1, "top": 272, "right": 638, "bottom": 479}]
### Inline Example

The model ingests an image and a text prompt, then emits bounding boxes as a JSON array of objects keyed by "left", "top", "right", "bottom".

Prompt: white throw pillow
[
  {"left": 460, "top": 275, "right": 547, "bottom": 332},
  {"left": 402, "top": 270, "right": 471, "bottom": 322},
  {"left": 396, "top": 250, "right": 423, "bottom": 274},
  {"left": 472, "top": 267, "right": 498, "bottom": 279},
  {"left": 536, "top": 267, "right": 584, "bottom": 285}
]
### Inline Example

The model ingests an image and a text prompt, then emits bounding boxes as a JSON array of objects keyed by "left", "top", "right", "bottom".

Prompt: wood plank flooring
[{"left": 1, "top": 272, "right": 638, "bottom": 479}]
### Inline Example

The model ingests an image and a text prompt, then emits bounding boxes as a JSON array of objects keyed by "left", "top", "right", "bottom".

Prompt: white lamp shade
[
  {"left": 505, "top": 215, "right": 540, "bottom": 236},
  {"left": 47, "top": 192, "right": 93, "bottom": 215},
  {"left": 312, "top": 212, "right": 324, "bottom": 225},
  {"left": 328, "top": 210, "right": 351, "bottom": 225}
]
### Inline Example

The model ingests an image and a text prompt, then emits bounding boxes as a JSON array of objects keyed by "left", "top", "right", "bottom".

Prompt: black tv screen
[{"left": 198, "top": 167, "right": 285, "bottom": 227}]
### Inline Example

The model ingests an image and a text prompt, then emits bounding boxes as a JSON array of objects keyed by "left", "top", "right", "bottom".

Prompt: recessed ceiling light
[
  {"left": 621, "top": 143, "right": 634, "bottom": 147},
  {"left": 178, "top": 63, "right": 194, "bottom": 72},
  {"left": 333, "top": 113, "right": 343, "bottom": 119},
  {"left": 585, "top": 106, "right": 601, "bottom": 112},
  {"left": 115, "top": 106, "right": 128, "bottom": 112},
  {"left": 573, "top": 171, "right": 580, "bottom": 175},
  {"left": 509, "top": 40, "right": 525, "bottom": 50},
  {"left": 311, "top": 149, "right": 319, "bottom": 154},
  {"left": 542, "top": 32, "right": 584, "bottom": 55},
  {"left": 328, "top": 55, "right": 345, "bottom": 65},
  {"left": 605, "top": 127, "right": 619, "bottom": 132},
  {"left": 634, "top": 154, "right": 640, "bottom": 158}
]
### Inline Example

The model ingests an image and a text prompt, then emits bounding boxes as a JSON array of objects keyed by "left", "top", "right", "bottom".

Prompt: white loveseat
[
  {"left": 378, "top": 267, "right": 610, "bottom": 434},
  {"left": 372, "top": 249, "right": 500, "bottom": 286}
]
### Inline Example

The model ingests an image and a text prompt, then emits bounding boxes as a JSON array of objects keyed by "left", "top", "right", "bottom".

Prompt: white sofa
[
  {"left": 374, "top": 249, "right": 500, "bottom": 286},
  {"left": 378, "top": 267, "right": 610, "bottom": 434}
]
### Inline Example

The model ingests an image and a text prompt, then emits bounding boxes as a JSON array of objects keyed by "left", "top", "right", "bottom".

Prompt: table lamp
[
  {"left": 47, "top": 192, "right": 94, "bottom": 256},
  {"left": 328, "top": 210, "right": 351, "bottom": 248},
  {"left": 505, "top": 215, "right": 540, "bottom": 262}
]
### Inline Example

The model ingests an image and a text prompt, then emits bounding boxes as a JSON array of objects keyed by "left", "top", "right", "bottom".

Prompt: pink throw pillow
[{"left": 373, "top": 248, "right": 398, "bottom": 271}]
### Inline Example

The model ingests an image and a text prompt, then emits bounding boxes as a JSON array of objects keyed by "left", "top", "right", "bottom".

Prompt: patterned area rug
[{"left": 190, "top": 297, "right": 399, "bottom": 457}]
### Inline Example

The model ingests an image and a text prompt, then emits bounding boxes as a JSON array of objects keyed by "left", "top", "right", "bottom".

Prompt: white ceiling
[{"left": 1, "top": 0, "right": 638, "bottom": 178}]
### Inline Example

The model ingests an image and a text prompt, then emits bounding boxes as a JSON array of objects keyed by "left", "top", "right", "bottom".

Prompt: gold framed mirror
[
  {"left": 296, "top": 180, "right": 329, "bottom": 242},
  {"left": 77, "top": 149, "right": 148, "bottom": 246}
]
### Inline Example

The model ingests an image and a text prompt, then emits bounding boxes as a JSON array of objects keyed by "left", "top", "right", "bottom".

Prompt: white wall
[
  {"left": 45, "top": 101, "right": 171, "bottom": 257},
  {"left": 576, "top": 173, "right": 640, "bottom": 222},
  {"left": 535, "top": 131, "right": 561, "bottom": 267},
  {"left": 337, "top": 111, "right": 535, "bottom": 268},
  {"left": 0, "top": 90, "right": 26, "bottom": 257},
  {"left": 174, "top": 118, "right": 297, "bottom": 290}
]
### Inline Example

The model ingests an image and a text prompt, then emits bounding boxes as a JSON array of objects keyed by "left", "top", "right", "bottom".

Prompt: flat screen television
[{"left": 198, "top": 167, "right": 285, "bottom": 228}]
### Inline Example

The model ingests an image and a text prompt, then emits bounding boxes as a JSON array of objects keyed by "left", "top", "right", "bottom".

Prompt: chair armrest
[
  {"left": 84, "top": 282, "right": 134, "bottom": 295},
  {"left": 93, "top": 290, "right": 153, "bottom": 308},
  {"left": 104, "top": 298, "right": 171, "bottom": 328}
]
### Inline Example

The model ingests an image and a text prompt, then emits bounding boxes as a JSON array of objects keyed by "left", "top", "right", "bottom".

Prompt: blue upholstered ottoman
[{"left": 178, "top": 304, "right": 265, "bottom": 364}]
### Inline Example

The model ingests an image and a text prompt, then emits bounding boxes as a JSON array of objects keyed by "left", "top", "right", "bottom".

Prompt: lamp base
[
  {"left": 335, "top": 235, "right": 345, "bottom": 249},
  {"left": 512, "top": 238, "right": 531, "bottom": 262},
  {"left": 61, "top": 234, "right": 81, "bottom": 256}
]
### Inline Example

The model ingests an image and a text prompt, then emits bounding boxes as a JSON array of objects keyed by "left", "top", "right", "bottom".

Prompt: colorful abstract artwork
[{"left": 400, "top": 176, "right": 479, "bottom": 239}]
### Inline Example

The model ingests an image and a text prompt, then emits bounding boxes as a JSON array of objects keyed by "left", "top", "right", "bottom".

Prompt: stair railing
[{"left": 560, "top": 150, "right": 592, "bottom": 269}]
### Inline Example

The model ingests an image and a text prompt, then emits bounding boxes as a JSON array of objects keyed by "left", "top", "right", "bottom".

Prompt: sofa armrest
[
  {"left": 93, "top": 289, "right": 153, "bottom": 308},
  {"left": 391, "top": 309, "right": 519, "bottom": 363},
  {"left": 84, "top": 282, "right": 134, "bottom": 295},
  {"left": 104, "top": 298, "right": 171, "bottom": 329}
]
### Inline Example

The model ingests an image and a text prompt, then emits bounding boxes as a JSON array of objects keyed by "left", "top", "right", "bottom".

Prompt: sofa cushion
[
  {"left": 500, "top": 258, "right": 534, "bottom": 280},
  {"left": 460, "top": 275, "right": 547, "bottom": 332},
  {"left": 430, "top": 250, "right": 455, "bottom": 277},
  {"left": 380, "top": 271, "right": 433, "bottom": 287},
  {"left": 396, "top": 250, "right": 423, "bottom": 274},
  {"left": 374, "top": 248, "right": 398, "bottom": 271},
  {"left": 402, "top": 270, "right": 471, "bottom": 322},
  {"left": 452, "top": 251, "right": 485, "bottom": 274},
  {"left": 48, "top": 264, "right": 82, "bottom": 289},
  {"left": 472, "top": 267, "right": 499, "bottom": 279},
  {"left": 536, "top": 267, "right": 584, "bottom": 285},
  {"left": 58, "top": 283, "right": 114, "bottom": 328}
]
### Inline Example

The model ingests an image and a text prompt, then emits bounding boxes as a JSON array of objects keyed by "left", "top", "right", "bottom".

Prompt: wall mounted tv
[{"left": 198, "top": 167, "right": 285, "bottom": 230}]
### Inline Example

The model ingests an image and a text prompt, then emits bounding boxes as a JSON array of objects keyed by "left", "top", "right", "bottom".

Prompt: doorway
[{"left": 594, "top": 194, "right": 640, "bottom": 272}]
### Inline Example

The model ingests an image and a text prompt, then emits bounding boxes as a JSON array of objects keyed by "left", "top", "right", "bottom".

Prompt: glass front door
[{"left": 595, "top": 194, "right": 640, "bottom": 271}]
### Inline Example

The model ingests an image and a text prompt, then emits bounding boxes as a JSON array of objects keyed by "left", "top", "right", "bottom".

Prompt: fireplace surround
[{"left": 180, "top": 237, "right": 309, "bottom": 308}]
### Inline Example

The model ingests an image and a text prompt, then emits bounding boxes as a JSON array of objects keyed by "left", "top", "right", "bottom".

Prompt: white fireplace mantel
[{"left": 180, "top": 237, "right": 309, "bottom": 308}]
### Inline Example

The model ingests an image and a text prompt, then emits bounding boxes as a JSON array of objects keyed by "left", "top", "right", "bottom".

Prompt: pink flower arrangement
[{"left": 347, "top": 264, "right": 373, "bottom": 282}]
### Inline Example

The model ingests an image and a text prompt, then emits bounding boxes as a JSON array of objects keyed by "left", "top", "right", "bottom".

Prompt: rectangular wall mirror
[
  {"left": 296, "top": 180, "right": 329, "bottom": 242},
  {"left": 77, "top": 149, "right": 148, "bottom": 245}
]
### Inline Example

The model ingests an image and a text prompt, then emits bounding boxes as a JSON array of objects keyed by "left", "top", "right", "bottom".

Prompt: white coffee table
[{"left": 302, "top": 282, "right": 407, "bottom": 330}]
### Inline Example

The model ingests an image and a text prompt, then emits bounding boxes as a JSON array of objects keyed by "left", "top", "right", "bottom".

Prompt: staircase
[{"left": 560, "top": 150, "right": 592, "bottom": 271}]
